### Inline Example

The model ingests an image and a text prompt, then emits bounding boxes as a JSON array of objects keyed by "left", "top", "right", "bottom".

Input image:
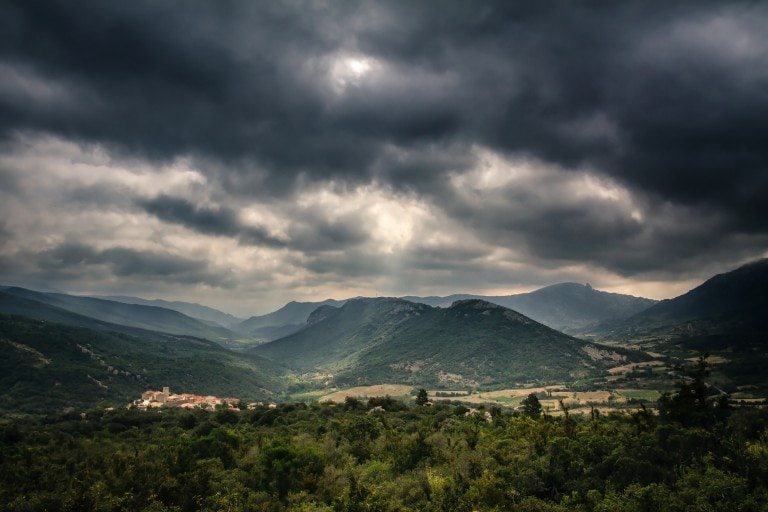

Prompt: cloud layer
[{"left": 1, "top": 1, "right": 767, "bottom": 314}]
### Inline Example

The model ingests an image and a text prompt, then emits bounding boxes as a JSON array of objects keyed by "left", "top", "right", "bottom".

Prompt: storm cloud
[{"left": 1, "top": 0, "right": 767, "bottom": 314}]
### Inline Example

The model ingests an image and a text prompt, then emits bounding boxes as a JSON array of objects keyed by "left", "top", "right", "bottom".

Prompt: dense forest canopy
[{"left": 2, "top": 392, "right": 767, "bottom": 511}]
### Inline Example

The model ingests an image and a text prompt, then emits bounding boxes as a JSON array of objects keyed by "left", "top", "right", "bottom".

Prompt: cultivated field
[
  {"left": 426, "top": 387, "right": 644, "bottom": 413},
  {"left": 607, "top": 360, "right": 667, "bottom": 374},
  {"left": 319, "top": 384, "right": 414, "bottom": 403},
  {"left": 616, "top": 389, "right": 662, "bottom": 401}
]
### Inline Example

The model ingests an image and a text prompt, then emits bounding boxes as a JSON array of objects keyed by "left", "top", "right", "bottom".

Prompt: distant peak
[{"left": 548, "top": 282, "right": 589, "bottom": 289}]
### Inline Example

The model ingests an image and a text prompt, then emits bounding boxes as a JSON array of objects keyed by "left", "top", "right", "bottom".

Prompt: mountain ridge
[
  {"left": 253, "top": 297, "right": 640, "bottom": 389},
  {"left": 92, "top": 294, "right": 244, "bottom": 327},
  {"left": 403, "top": 283, "right": 656, "bottom": 332},
  {"left": 591, "top": 259, "right": 768, "bottom": 342}
]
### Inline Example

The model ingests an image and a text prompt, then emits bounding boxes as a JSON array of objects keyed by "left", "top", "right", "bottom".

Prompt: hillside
[
  {"left": 404, "top": 283, "right": 656, "bottom": 332},
  {"left": 594, "top": 259, "right": 768, "bottom": 342},
  {"left": 0, "top": 314, "right": 282, "bottom": 414},
  {"left": 0, "top": 287, "right": 242, "bottom": 345},
  {"left": 625, "top": 259, "right": 767, "bottom": 328},
  {"left": 586, "top": 259, "right": 768, "bottom": 394},
  {"left": 253, "top": 298, "right": 639, "bottom": 389}
]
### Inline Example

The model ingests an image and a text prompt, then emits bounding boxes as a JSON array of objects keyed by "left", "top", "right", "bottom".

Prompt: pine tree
[{"left": 521, "top": 393, "right": 542, "bottom": 419}]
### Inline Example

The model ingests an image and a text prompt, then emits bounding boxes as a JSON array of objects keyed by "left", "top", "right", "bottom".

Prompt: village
[{"left": 131, "top": 387, "right": 242, "bottom": 411}]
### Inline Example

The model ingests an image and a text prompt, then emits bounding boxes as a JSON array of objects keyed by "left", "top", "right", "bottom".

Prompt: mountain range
[
  {"left": 404, "top": 283, "right": 656, "bottom": 333},
  {"left": 0, "top": 312, "right": 280, "bottom": 415},
  {"left": 233, "top": 284, "right": 655, "bottom": 342},
  {"left": 252, "top": 297, "right": 639, "bottom": 389},
  {"left": 1, "top": 258, "right": 767, "bottom": 413},
  {"left": 0, "top": 287, "right": 242, "bottom": 344},
  {"left": 92, "top": 295, "right": 244, "bottom": 327}
]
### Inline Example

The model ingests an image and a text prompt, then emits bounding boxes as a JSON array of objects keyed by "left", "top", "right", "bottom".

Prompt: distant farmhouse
[{"left": 132, "top": 387, "right": 240, "bottom": 411}]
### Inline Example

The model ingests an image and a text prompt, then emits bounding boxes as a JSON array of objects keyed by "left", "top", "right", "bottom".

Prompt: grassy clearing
[
  {"left": 320, "top": 384, "right": 414, "bottom": 403},
  {"left": 570, "top": 391, "right": 619, "bottom": 405},
  {"left": 608, "top": 360, "right": 666, "bottom": 375},
  {"left": 616, "top": 389, "right": 662, "bottom": 401},
  {"left": 429, "top": 386, "right": 573, "bottom": 407},
  {"left": 290, "top": 390, "right": 333, "bottom": 401},
  {"left": 686, "top": 355, "right": 729, "bottom": 364}
]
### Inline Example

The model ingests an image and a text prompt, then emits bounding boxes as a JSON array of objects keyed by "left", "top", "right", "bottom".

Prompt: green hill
[
  {"left": 0, "top": 314, "right": 282, "bottom": 415},
  {"left": 253, "top": 298, "right": 639, "bottom": 389}
]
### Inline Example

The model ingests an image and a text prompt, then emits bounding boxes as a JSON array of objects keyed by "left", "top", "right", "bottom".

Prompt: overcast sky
[{"left": 1, "top": 1, "right": 767, "bottom": 316}]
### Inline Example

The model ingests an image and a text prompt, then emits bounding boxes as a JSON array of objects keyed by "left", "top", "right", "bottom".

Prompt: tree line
[{"left": 1, "top": 385, "right": 767, "bottom": 511}]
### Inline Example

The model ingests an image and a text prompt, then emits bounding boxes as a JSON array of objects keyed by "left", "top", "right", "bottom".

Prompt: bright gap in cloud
[
  {"left": 450, "top": 146, "right": 645, "bottom": 222},
  {"left": 323, "top": 52, "right": 381, "bottom": 94}
]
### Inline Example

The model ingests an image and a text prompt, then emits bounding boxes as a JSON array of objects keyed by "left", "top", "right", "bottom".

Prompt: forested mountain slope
[
  {"left": 0, "top": 314, "right": 282, "bottom": 414},
  {"left": 253, "top": 298, "right": 640, "bottom": 388},
  {"left": 592, "top": 259, "right": 768, "bottom": 343}
]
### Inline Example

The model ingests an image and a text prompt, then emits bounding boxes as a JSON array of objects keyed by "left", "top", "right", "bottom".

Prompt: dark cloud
[
  {"left": 139, "top": 195, "right": 285, "bottom": 247},
  {"left": 3, "top": 1, "right": 766, "bottom": 209},
  {"left": 38, "top": 242, "right": 229, "bottom": 287},
  {"left": 1, "top": 0, "right": 767, "bottom": 307},
  {"left": 139, "top": 194, "right": 370, "bottom": 251}
]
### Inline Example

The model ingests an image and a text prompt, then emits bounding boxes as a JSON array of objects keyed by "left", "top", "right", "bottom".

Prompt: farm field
[
  {"left": 607, "top": 360, "right": 667, "bottom": 374},
  {"left": 311, "top": 384, "right": 666, "bottom": 414},
  {"left": 616, "top": 389, "right": 662, "bottom": 401},
  {"left": 319, "top": 384, "right": 414, "bottom": 403}
]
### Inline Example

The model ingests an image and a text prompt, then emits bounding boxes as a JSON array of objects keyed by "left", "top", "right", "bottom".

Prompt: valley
[
  {"left": 285, "top": 348, "right": 764, "bottom": 416},
  {"left": 1, "top": 259, "right": 767, "bottom": 415},
  {"left": 1, "top": 260, "right": 767, "bottom": 512}
]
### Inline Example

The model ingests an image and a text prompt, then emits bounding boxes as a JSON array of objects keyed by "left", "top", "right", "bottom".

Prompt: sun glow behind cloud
[{"left": 324, "top": 52, "right": 380, "bottom": 95}]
